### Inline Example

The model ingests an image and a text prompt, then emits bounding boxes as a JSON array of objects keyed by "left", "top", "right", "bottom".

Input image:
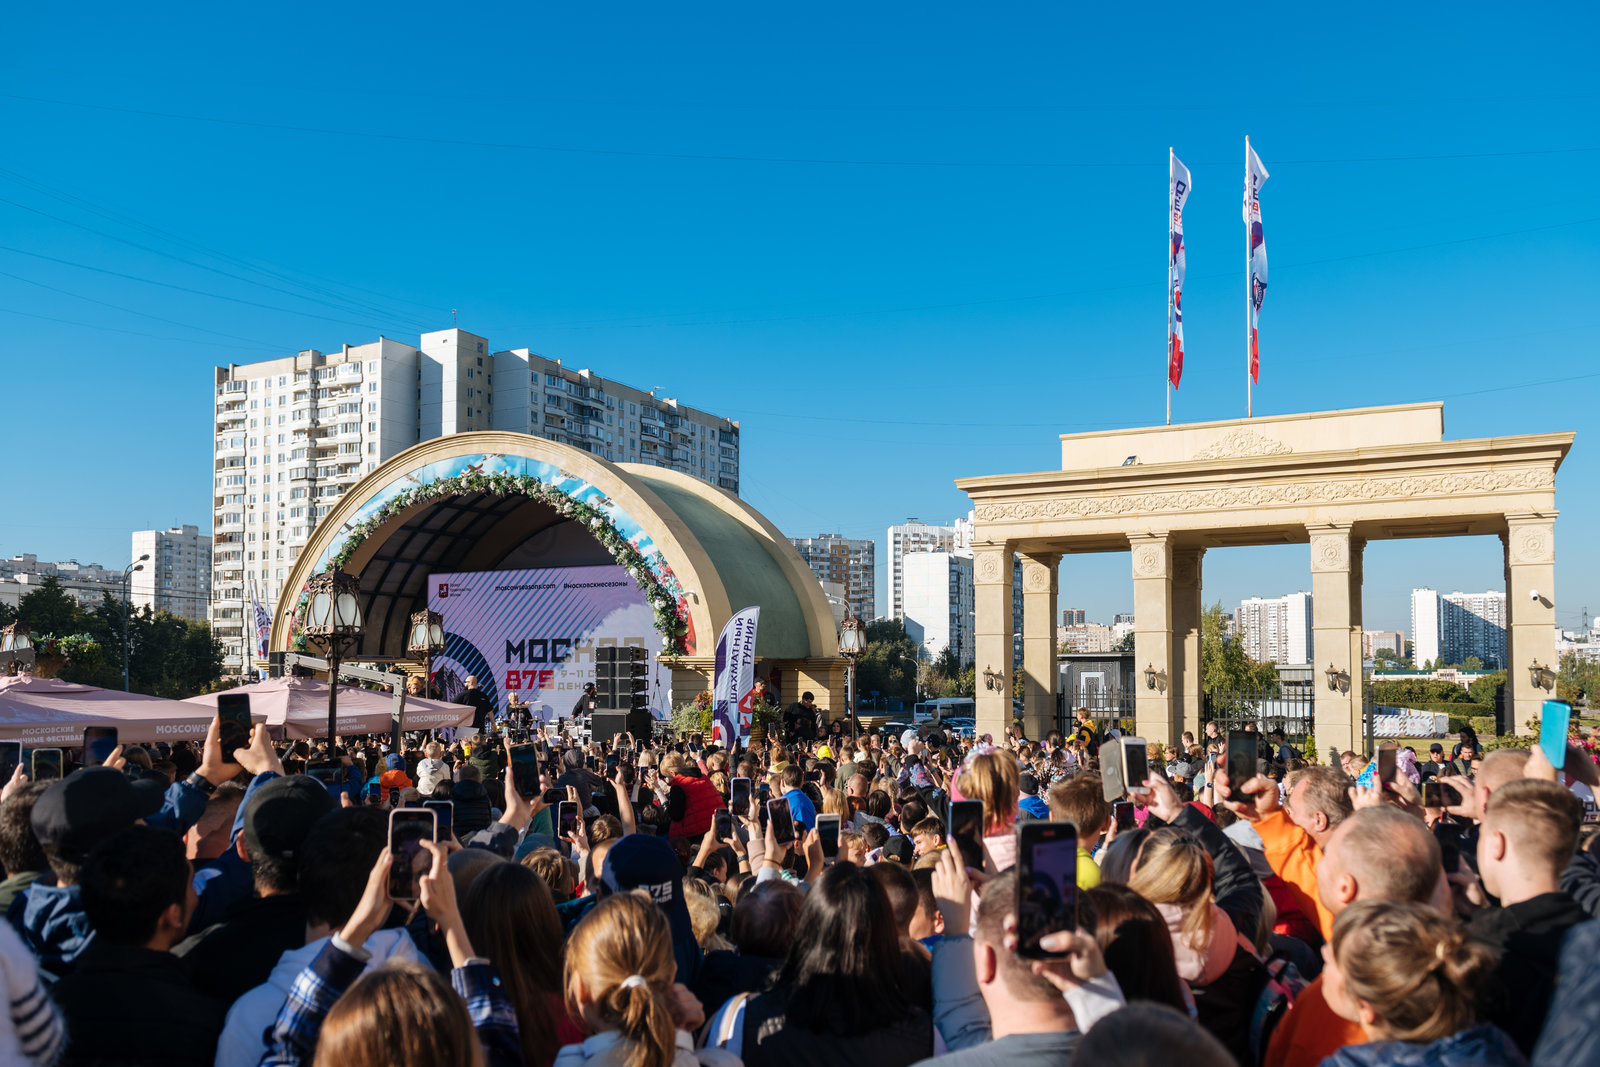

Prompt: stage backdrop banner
[{"left": 428, "top": 565, "right": 667, "bottom": 721}]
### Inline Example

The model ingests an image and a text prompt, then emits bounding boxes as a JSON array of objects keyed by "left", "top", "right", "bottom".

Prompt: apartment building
[
  {"left": 0, "top": 554, "right": 124, "bottom": 612},
  {"left": 1361, "top": 629, "right": 1406, "bottom": 661},
  {"left": 787, "top": 534, "right": 876, "bottom": 621},
  {"left": 1061, "top": 608, "right": 1086, "bottom": 627},
  {"left": 211, "top": 328, "right": 740, "bottom": 673},
  {"left": 1411, "top": 589, "right": 1506, "bottom": 668},
  {"left": 887, "top": 516, "right": 975, "bottom": 621},
  {"left": 129, "top": 526, "right": 212, "bottom": 622},
  {"left": 902, "top": 552, "right": 975, "bottom": 665},
  {"left": 1059, "top": 623, "right": 1118, "bottom": 654},
  {"left": 1237, "top": 592, "right": 1314, "bottom": 665}
]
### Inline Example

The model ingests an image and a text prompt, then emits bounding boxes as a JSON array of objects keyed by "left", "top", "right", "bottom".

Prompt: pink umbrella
[
  {"left": 0, "top": 675, "right": 221, "bottom": 745},
  {"left": 183, "top": 676, "right": 475, "bottom": 740}
]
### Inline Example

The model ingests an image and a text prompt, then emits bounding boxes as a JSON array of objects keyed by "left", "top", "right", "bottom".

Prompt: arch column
[
  {"left": 1020, "top": 552, "right": 1060, "bottom": 740},
  {"left": 1131, "top": 533, "right": 1178, "bottom": 747},
  {"left": 1504, "top": 514, "right": 1556, "bottom": 735},
  {"left": 974, "top": 543, "right": 1015, "bottom": 739},
  {"left": 1310, "top": 524, "right": 1363, "bottom": 755},
  {"left": 1172, "top": 547, "right": 1205, "bottom": 743}
]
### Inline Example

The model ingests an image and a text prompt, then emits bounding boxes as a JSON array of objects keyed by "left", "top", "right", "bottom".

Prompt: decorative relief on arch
[
  {"left": 1023, "top": 562, "right": 1053, "bottom": 592},
  {"left": 1193, "top": 429, "right": 1294, "bottom": 460},
  {"left": 1310, "top": 533, "right": 1351, "bottom": 573},
  {"left": 1131, "top": 543, "right": 1167, "bottom": 579},
  {"left": 1508, "top": 523, "right": 1554, "bottom": 565},
  {"left": 976, "top": 550, "right": 1005, "bottom": 585},
  {"left": 972, "top": 466, "right": 1554, "bottom": 525}
]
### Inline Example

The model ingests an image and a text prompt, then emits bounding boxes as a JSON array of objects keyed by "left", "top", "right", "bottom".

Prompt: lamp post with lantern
[
  {"left": 302, "top": 569, "right": 365, "bottom": 741},
  {"left": 121, "top": 554, "right": 149, "bottom": 692},
  {"left": 407, "top": 608, "right": 446, "bottom": 700},
  {"left": 838, "top": 603, "right": 867, "bottom": 742},
  {"left": 0, "top": 622, "right": 31, "bottom": 676}
]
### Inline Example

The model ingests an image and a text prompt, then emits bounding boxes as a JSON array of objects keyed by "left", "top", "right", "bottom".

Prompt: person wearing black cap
[
  {"left": 52, "top": 825, "right": 227, "bottom": 1065},
  {"left": 11, "top": 767, "right": 167, "bottom": 982},
  {"left": 176, "top": 775, "right": 336, "bottom": 1004},
  {"left": 597, "top": 833, "right": 703, "bottom": 986},
  {"left": 1420, "top": 743, "right": 1449, "bottom": 783}
]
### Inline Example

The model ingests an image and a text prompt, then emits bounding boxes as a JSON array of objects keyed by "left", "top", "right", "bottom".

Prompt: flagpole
[
  {"left": 1246, "top": 136, "right": 1253, "bottom": 419},
  {"left": 1167, "top": 147, "right": 1173, "bottom": 426}
]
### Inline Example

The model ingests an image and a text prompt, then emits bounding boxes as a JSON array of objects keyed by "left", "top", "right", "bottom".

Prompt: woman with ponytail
[
  {"left": 556, "top": 893, "right": 737, "bottom": 1067},
  {"left": 1320, "top": 900, "right": 1523, "bottom": 1067}
]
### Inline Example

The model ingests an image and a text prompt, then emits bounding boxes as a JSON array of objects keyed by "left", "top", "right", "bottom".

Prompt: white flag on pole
[{"left": 1244, "top": 140, "right": 1269, "bottom": 383}]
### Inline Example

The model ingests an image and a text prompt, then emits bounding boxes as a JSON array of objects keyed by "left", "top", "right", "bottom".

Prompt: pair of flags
[{"left": 1167, "top": 140, "right": 1270, "bottom": 391}]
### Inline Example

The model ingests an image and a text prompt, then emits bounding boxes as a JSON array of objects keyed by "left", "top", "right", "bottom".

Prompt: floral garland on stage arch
[{"left": 286, "top": 470, "right": 690, "bottom": 654}]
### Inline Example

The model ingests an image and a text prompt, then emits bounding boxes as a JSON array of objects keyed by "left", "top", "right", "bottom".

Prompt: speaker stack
[{"left": 592, "top": 646, "right": 653, "bottom": 741}]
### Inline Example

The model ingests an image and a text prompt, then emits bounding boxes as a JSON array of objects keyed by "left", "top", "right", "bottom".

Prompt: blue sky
[{"left": 2, "top": 2, "right": 1596, "bottom": 636}]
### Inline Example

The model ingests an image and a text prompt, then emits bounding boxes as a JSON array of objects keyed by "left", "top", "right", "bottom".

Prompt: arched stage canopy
[{"left": 274, "top": 433, "right": 843, "bottom": 709}]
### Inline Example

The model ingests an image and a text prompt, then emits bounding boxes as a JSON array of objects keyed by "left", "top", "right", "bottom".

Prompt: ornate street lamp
[
  {"left": 122, "top": 554, "right": 148, "bottom": 692},
  {"left": 838, "top": 604, "right": 867, "bottom": 741},
  {"left": 302, "top": 569, "right": 365, "bottom": 741},
  {"left": 1528, "top": 659, "right": 1552, "bottom": 691},
  {"left": 1325, "top": 663, "right": 1350, "bottom": 694},
  {"left": 407, "top": 608, "right": 446, "bottom": 699},
  {"left": 983, "top": 665, "right": 1005, "bottom": 692}
]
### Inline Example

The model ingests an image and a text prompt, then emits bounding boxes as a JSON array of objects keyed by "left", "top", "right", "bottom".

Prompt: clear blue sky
[{"left": 3, "top": 2, "right": 1596, "bottom": 637}]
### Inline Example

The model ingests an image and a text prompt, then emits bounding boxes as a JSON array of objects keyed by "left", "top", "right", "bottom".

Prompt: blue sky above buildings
[{"left": 2, "top": 2, "right": 1595, "bottom": 635}]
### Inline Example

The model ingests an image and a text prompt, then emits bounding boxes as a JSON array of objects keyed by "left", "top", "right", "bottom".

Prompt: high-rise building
[
  {"left": 1411, "top": 589, "right": 1506, "bottom": 668},
  {"left": 130, "top": 526, "right": 212, "bottom": 622},
  {"left": 788, "top": 534, "right": 875, "bottom": 620},
  {"left": 212, "top": 328, "right": 740, "bottom": 673},
  {"left": 1362, "top": 630, "right": 1405, "bottom": 661},
  {"left": 1061, "top": 608, "right": 1086, "bottom": 627},
  {"left": 1237, "top": 592, "right": 1313, "bottom": 665},
  {"left": 902, "top": 552, "right": 974, "bottom": 665},
  {"left": 887, "top": 517, "right": 970, "bottom": 620},
  {"left": 1059, "top": 623, "right": 1117, "bottom": 653}
]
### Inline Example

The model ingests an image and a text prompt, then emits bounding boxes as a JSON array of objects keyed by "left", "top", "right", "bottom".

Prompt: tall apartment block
[
  {"left": 212, "top": 328, "right": 740, "bottom": 673},
  {"left": 1362, "top": 630, "right": 1406, "bottom": 661},
  {"left": 787, "top": 535, "right": 876, "bottom": 620},
  {"left": 902, "top": 552, "right": 975, "bottom": 665},
  {"left": 0, "top": 555, "right": 125, "bottom": 613},
  {"left": 887, "top": 516, "right": 974, "bottom": 621},
  {"left": 1411, "top": 589, "right": 1506, "bottom": 668},
  {"left": 129, "top": 526, "right": 212, "bottom": 622},
  {"left": 1237, "top": 592, "right": 1314, "bottom": 666},
  {"left": 1061, "top": 608, "right": 1086, "bottom": 627}
]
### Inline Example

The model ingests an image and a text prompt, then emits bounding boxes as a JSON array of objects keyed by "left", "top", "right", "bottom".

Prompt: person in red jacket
[{"left": 661, "top": 752, "right": 724, "bottom": 839}]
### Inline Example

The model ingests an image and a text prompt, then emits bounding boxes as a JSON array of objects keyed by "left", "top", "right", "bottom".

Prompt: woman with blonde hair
[
  {"left": 1126, "top": 776, "right": 1267, "bottom": 1064},
  {"left": 955, "top": 746, "right": 1020, "bottom": 870},
  {"left": 818, "top": 786, "right": 847, "bottom": 817},
  {"left": 557, "top": 893, "right": 735, "bottom": 1067},
  {"left": 1320, "top": 900, "right": 1520, "bottom": 1067}
]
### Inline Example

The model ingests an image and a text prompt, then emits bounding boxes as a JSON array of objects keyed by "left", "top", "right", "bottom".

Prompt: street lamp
[
  {"left": 1528, "top": 659, "right": 1552, "bottom": 690},
  {"left": 407, "top": 608, "right": 446, "bottom": 699},
  {"left": 838, "top": 603, "right": 867, "bottom": 741},
  {"left": 122, "top": 555, "right": 149, "bottom": 691},
  {"left": 0, "top": 622, "right": 31, "bottom": 676},
  {"left": 302, "top": 569, "right": 365, "bottom": 741}
]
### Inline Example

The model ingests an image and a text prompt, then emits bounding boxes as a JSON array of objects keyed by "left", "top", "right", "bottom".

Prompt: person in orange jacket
[{"left": 378, "top": 751, "right": 413, "bottom": 802}]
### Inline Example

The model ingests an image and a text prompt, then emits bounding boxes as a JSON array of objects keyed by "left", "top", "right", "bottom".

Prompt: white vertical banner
[
  {"left": 712, "top": 607, "right": 760, "bottom": 748},
  {"left": 1168, "top": 150, "right": 1192, "bottom": 404},
  {"left": 1243, "top": 137, "right": 1270, "bottom": 403}
]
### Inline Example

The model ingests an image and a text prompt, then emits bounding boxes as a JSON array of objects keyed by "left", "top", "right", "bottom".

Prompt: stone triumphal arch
[{"left": 956, "top": 403, "right": 1573, "bottom": 752}]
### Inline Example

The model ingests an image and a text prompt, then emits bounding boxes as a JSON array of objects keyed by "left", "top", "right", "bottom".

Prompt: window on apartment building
[
  {"left": 367, "top": 362, "right": 378, "bottom": 373},
  {"left": 466, "top": 367, "right": 474, "bottom": 379},
  {"left": 367, "top": 382, "right": 378, "bottom": 392}
]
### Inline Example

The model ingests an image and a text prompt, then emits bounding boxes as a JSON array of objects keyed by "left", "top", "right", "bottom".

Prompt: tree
[
  {"left": 1468, "top": 671, "right": 1506, "bottom": 710},
  {"left": 1200, "top": 601, "right": 1278, "bottom": 694},
  {"left": 1559, "top": 654, "right": 1600, "bottom": 707},
  {"left": 1369, "top": 678, "right": 1476, "bottom": 706},
  {"left": 1114, "top": 631, "right": 1136, "bottom": 653},
  {"left": 1462, "top": 655, "right": 1485, "bottom": 671},
  {"left": 855, "top": 619, "right": 923, "bottom": 711},
  {"left": 17, "top": 576, "right": 81, "bottom": 637},
  {"left": 0, "top": 600, "right": 14, "bottom": 627}
]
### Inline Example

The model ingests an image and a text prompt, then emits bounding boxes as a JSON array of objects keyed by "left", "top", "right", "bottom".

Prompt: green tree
[
  {"left": 17, "top": 576, "right": 83, "bottom": 637},
  {"left": 1114, "top": 631, "right": 1136, "bottom": 653},
  {"left": 1462, "top": 655, "right": 1485, "bottom": 671},
  {"left": 1200, "top": 601, "right": 1278, "bottom": 694},
  {"left": 1468, "top": 671, "right": 1507, "bottom": 709},
  {"left": 0, "top": 600, "right": 15, "bottom": 627},
  {"left": 932, "top": 644, "right": 962, "bottom": 678},
  {"left": 855, "top": 619, "right": 923, "bottom": 711},
  {"left": 1369, "top": 678, "right": 1476, "bottom": 706},
  {"left": 1558, "top": 654, "right": 1600, "bottom": 706}
]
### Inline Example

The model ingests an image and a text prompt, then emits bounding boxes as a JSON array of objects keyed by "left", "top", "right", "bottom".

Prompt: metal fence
[
  {"left": 1056, "top": 691, "right": 1137, "bottom": 739},
  {"left": 1202, "top": 690, "right": 1316, "bottom": 742}
]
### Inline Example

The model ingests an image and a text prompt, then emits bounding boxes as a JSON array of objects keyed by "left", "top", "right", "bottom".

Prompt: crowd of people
[{"left": 0, "top": 702, "right": 1597, "bottom": 1067}]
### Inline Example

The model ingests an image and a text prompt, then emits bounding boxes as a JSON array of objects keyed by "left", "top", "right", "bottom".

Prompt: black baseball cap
[
  {"left": 243, "top": 775, "right": 336, "bottom": 862},
  {"left": 31, "top": 768, "right": 165, "bottom": 863}
]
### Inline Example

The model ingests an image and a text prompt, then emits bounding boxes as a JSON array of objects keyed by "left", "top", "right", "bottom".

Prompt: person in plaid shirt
[{"left": 262, "top": 839, "right": 520, "bottom": 1067}]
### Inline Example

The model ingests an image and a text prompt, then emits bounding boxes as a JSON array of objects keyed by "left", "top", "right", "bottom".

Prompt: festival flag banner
[
  {"left": 712, "top": 607, "right": 760, "bottom": 748},
  {"left": 1169, "top": 150, "right": 1192, "bottom": 393},
  {"left": 249, "top": 582, "right": 272, "bottom": 663},
  {"left": 1244, "top": 138, "right": 1270, "bottom": 390}
]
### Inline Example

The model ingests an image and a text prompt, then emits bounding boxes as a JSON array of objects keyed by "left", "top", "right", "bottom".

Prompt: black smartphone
[
  {"left": 31, "top": 748, "right": 62, "bottom": 782},
  {"left": 816, "top": 813, "right": 840, "bottom": 860},
  {"left": 83, "top": 727, "right": 118, "bottom": 768},
  {"left": 541, "top": 787, "right": 563, "bottom": 805},
  {"left": 0, "top": 742, "right": 19, "bottom": 783},
  {"left": 1377, "top": 745, "right": 1396, "bottom": 785},
  {"left": 730, "top": 776, "right": 752, "bottom": 817},
  {"left": 1122, "top": 738, "right": 1149, "bottom": 793},
  {"left": 1226, "top": 730, "right": 1257, "bottom": 801},
  {"left": 1436, "top": 823, "right": 1464, "bottom": 875},
  {"left": 714, "top": 811, "right": 734, "bottom": 843},
  {"left": 387, "top": 808, "right": 436, "bottom": 902},
  {"left": 1112, "top": 800, "right": 1136, "bottom": 831},
  {"left": 307, "top": 760, "right": 345, "bottom": 793},
  {"left": 423, "top": 799, "right": 454, "bottom": 841},
  {"left": 1422, "top": 781, "right": 1463, "bottom": 808},
  {"left": 510, "top": 743, "right": 541, "bottom": 799},
  {"left": 948, "top": 799, "right": 985, "bottom": 871},
  {"left": 766, "top": 798, "right": 796, "bottom": 845},
  {"left": 558, "top": 801, "right": 580, "bottom": 839},
  {"left": 216, "top": 692, "right": 252, "bottom": 730},
  {"left": 1016, "top": 820, "right": 1079, "bottom": 958}
]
